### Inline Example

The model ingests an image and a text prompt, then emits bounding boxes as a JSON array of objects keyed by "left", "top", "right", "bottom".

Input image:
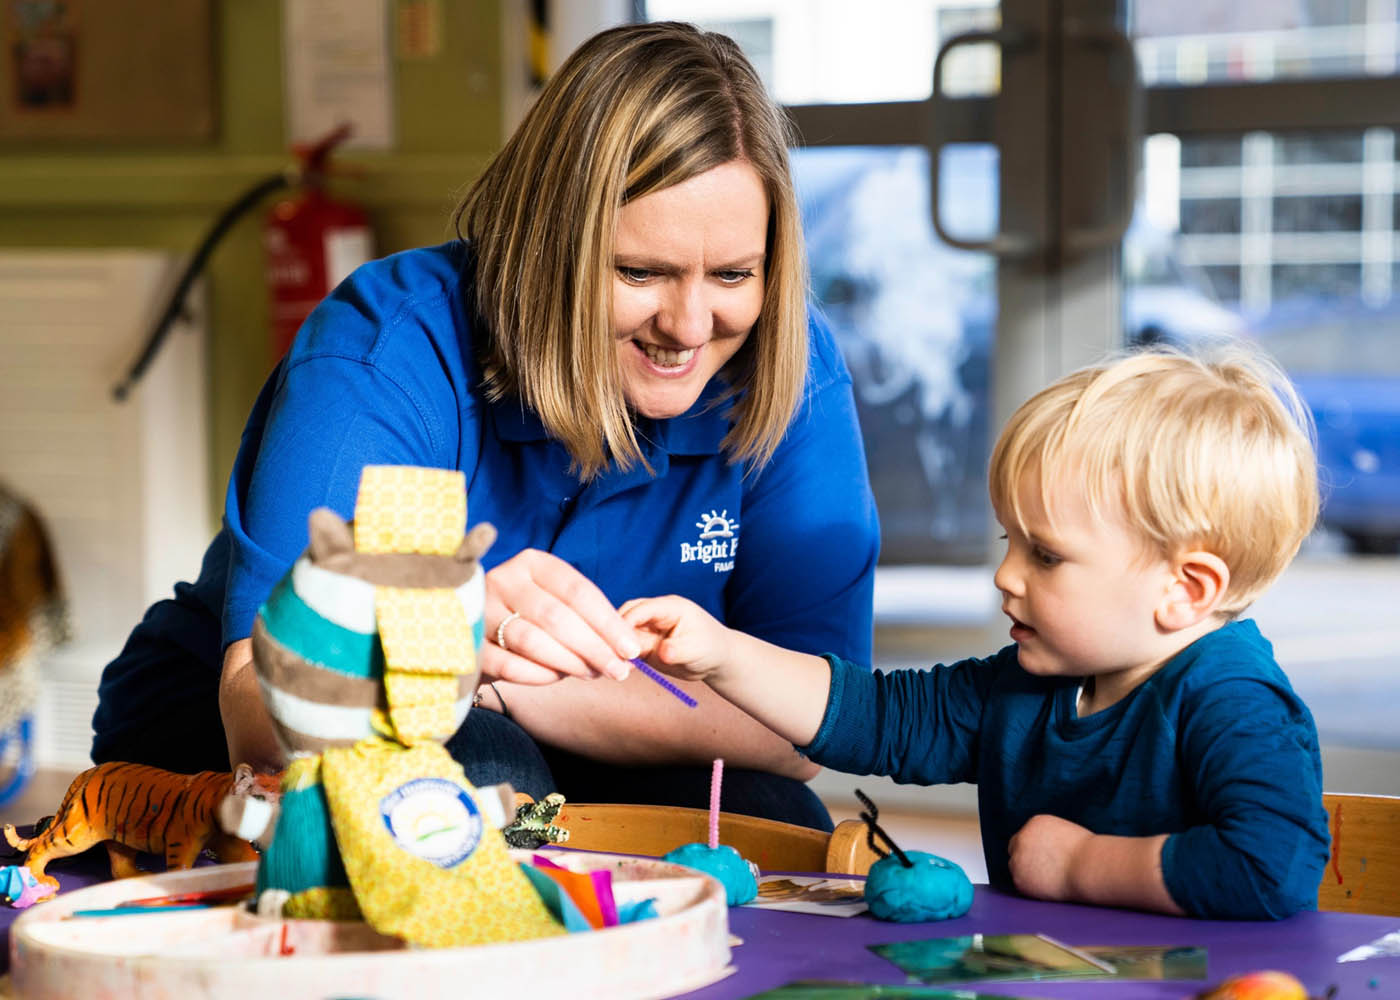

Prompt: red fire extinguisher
[
  {"left": 110, "top": 125, "right": 374, "bottom": 401},
  {"left": 263, "top": 125, "right": 374, "bottom": 359}
]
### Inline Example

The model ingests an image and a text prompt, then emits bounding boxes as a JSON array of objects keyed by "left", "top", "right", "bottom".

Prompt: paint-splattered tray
[{"left": 8, "top": 850, "right": 731, "bottom": 1000}]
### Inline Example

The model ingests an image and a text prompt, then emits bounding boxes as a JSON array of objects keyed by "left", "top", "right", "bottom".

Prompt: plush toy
[
  {"left": 229, "top": 465, "right": 562, "bottom": 948},
  {"left": 2, "top": 762, "right": 279, "bottom": 905}
]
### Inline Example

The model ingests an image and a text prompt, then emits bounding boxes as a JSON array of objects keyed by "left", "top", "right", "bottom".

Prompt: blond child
[{"left": 623, "top": 346, "right": 1331, "bottom": 920}]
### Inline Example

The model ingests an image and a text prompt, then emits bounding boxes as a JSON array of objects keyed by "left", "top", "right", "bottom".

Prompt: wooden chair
[
  {"left": 547, "top": 802, "right": 883, "bottom": 876},
  {"left": 1318, "top": 792, "right": 1400, "bottom": 915}
]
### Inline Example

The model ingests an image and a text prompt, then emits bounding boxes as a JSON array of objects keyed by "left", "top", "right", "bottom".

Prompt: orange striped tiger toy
[{"left": 3, "top": 761, "right": 281, "bottom": 899}]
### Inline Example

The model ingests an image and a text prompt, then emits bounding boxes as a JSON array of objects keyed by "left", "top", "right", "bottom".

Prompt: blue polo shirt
[{"left": 93, "top": 241, "right": 878, "bottom": 770}]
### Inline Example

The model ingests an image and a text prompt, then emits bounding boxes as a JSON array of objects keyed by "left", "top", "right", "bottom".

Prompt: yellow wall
[{"left": 0, "top": 0, "right": 503, "bottom": 514}]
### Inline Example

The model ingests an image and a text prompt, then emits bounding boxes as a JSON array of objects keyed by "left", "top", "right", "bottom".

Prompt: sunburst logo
[
  {"left": 695, "top": 509, "right": 738, "bottom": 539},
  {"left": 681, "top": 508, "right": 739, "bottom": 572}
]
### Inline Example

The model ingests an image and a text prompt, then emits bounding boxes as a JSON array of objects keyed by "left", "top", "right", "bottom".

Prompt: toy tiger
[{"left": 3, "top": 761, "right": 281, "bottom": 899}]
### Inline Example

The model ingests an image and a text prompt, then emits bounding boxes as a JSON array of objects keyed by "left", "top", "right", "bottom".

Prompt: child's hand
[
  {"left": 619, "top": 595, "right": 735, "bottom": 683},
  {"left": 1007, "top": 813, "right": 1093, "bottom": 901}
]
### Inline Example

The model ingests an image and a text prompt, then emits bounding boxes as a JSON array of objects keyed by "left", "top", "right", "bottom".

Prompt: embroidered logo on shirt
[{"left": 680, "top": 509, "right": 738, "bottom": 573}]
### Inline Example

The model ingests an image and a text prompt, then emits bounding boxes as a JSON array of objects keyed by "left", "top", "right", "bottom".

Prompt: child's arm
[
  {"left": 1008, "top": 815, "right": 1185, "bottom": 915},
  {"left": 621, "top": 595, "right": 833, "bottom": 746}
]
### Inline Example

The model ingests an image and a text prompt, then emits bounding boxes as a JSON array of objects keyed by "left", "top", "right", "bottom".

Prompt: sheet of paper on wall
[
  {"left": 283, "top": 0, "right": 395, "bottom": 150},
  {"left": 744, "top": 875, "right": 869, "bottom": 917}
]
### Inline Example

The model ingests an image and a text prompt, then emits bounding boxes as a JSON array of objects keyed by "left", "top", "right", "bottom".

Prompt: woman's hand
[
  {"left": 619, "top": 594, "right": 736, "bottom": 683},
  {"left": 479, "top": 548, "right": 638, "bottom": 686}
]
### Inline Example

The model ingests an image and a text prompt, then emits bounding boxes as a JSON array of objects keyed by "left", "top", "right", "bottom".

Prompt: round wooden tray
[{"left": 9, "top": 850, "right": 733, "bottom": 1000}]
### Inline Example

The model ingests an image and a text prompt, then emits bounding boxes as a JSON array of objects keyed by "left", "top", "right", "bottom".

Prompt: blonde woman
[{"left": 93, "top": 23, "right": 879, "bottom": 830}]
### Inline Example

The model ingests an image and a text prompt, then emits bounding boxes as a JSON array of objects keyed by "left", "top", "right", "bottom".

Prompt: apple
[{"left": 1196, "top": 970, "right": 1308, "bottom": 1000}]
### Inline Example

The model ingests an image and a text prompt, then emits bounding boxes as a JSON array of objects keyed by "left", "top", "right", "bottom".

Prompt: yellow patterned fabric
[
  {"left": 376, "top": 586, "right": 474, "bottom": 744},
  {"left": 285, "top": 886, "right": 361, "bottom": 920},
  {"left": 320, "top": 738, "right": 563, "bottom": 948},
  {"left": 353, "top": 466, "right": 466, "bottom": 555},
  {"left": 383, "top": 689, "right": 458, "bottom": 746},
  {"left": 375, "top": 586, "right": 476, "bottom": 675}
]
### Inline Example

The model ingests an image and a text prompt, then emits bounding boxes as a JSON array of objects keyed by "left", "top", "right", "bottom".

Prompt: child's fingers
[{"left": 619, "top": 594, "right": 686, "bottom": 629}]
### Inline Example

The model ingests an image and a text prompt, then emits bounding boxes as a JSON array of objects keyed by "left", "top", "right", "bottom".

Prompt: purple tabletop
[
  {"left": 7, "top": 855, "right": 1398, "bottom": 997},
  {"left": 682, "top": 885, "right": 1400, "bottom": 999}
]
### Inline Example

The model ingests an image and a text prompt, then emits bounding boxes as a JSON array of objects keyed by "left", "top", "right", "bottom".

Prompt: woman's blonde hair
[
  {"left": 989, "top": 345, "right": 1319, "bottom": 613},
  {"left": 455, "top": 21, "right": 809, "bottom": 479}
]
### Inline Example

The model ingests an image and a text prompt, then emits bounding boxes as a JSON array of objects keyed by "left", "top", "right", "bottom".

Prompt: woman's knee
[{"left": 445, "top": 710, "right": 556, "bottom": 802}]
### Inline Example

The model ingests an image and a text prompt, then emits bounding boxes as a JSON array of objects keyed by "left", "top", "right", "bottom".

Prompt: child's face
[{"left": 992, "top": 470, "right": 1178, "bottom": 688}]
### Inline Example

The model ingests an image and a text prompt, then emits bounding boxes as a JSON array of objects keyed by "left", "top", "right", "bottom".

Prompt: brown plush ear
[
  {"left": 232, "top": 762, "right": 256, "bottom": 796},
  {"left": 308, "top": 508, "right": 354, "bottom": 562},
  {"left": 456, "top": 522, "right": 497, "bottom": 563}
]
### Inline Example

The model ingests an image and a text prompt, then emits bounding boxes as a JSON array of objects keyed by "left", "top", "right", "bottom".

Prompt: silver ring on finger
[{"left": 496, "top": 610, "right": 523, "bottom": 652}]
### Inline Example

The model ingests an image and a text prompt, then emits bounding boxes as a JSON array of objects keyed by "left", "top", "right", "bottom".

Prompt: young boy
[{"left": 622, "top": 347, "right": 1331, "bottom": 920}]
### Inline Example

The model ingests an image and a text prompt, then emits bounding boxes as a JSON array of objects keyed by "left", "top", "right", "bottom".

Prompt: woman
[{"left": 92, "top": 21, "right": 879, "bottom": 830}]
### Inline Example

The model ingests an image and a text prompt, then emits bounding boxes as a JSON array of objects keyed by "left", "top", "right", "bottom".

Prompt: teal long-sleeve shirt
[{"left": 803, "top": 619, "right": 1330, "bottom": 920}]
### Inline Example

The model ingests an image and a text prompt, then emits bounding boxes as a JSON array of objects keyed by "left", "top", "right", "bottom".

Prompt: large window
[{"left": 644, "top": 1, "right": 1400, "bottom": 794}]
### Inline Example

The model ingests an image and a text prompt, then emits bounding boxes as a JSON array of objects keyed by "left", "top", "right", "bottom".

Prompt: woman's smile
[
  {"left": 634, "top": 340, "right": 700, "bottom": 372},
  {"left": 612, "top": 159, "right": 769, "bottom": 420}
]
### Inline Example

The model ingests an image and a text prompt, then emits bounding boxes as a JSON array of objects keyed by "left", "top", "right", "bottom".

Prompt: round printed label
[{"left": 379, "top": 778, "right": 482, "bottom": 868}]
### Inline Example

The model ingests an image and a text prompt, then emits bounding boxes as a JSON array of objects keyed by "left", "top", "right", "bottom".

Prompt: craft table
[
  {"left": 686, "top": 884, "right": 1400, "bottom": 999},
  {"left": 3, "top": 849, "right": 1397, "bottom": 999}
]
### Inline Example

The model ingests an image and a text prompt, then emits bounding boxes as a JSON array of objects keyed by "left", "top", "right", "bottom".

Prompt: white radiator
[{"left": 0, "top": 250, "right": 212, "bottom": 768}]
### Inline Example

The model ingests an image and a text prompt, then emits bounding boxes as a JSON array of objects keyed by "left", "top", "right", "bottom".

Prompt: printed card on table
[
  {"left": 741, "top": 980, "right": 1051, "bottom": 999},
  {"left": 871, "top": 933, "right": 1114, "bottom": 985},
  {"left": 744, "top": 875, "right": 869, "bottom": 917},
  {"left": 1078, "top": 944, "right": 1207, "bottom": 981}
]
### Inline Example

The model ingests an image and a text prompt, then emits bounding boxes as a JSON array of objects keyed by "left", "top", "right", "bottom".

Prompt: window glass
[
  {"left": 645, "top": 0, "right": 999, "bottom": 103},
  {"left": 1127, "top": 128, "right": 1400, "bottom": 557},
  {"left": 794, "top": 146, "right": 997, "bottom": 564},
  {"left": 1132, "top": 2, "right": 1399, "bottom": 84}
]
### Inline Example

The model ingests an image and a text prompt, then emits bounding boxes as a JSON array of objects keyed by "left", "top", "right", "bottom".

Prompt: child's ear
[{"left": 1156, "top": 550, "right": 1230, "bottom": 631}]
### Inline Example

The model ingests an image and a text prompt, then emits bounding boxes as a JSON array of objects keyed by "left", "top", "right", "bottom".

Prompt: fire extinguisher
[
  {"left": 112, "top": 124, "right": 373, "bottom": 401},
  {"left": 263, "top": 125, "right": 373, "bottom": 359}
]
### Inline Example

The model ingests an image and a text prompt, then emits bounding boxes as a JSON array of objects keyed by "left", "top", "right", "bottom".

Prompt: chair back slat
[
  {"left": 1319, "top": 792, "right": 1400, "bottom": 915},
  {"left": 551, "top": 803, "right": 877, "bottom": 875}
]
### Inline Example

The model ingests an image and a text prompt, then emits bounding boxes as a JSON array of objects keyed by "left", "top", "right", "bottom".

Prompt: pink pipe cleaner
[{"left": 708, "top": 758, "right": 724, "bottom": 849}]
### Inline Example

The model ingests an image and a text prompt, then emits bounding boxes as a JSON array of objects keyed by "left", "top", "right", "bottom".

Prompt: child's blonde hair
[{"left": 989, "top": 345, "right": 1319, "bottom": 613}]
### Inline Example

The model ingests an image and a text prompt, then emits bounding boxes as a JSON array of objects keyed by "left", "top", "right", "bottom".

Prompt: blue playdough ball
[
  {"left": 864, "top": 851, "right": 974, "bottom": 922},
  {"left": 662, "top": 843, "right": 759, "bottom": 905}
]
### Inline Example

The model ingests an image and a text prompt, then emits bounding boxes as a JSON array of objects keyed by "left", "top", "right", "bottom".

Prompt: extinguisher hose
[{"left": 111, "top": 170, "right": 294, "bottom": 402}]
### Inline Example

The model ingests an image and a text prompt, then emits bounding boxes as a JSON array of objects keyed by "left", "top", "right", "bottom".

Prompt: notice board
[{"left": 0, "top": 0, "right": 216, "bottom": 141}]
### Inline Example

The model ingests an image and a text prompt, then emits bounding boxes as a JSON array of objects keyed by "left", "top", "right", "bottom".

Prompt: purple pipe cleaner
[{"left": 630, "top": 658, "right": 698, "bottom": 708}]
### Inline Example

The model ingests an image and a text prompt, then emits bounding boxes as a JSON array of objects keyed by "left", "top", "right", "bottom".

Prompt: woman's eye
[
  {"left": 617, "top": 266, "right": 654, "bottom": 283},
  {"left": 714, "top": 268, "right": 754, "bottom": 285}
]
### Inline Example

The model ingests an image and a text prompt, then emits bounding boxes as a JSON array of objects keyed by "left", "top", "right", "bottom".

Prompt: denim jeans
[{"left": 445, "top": 707, "right": 834, "bottom": 833}]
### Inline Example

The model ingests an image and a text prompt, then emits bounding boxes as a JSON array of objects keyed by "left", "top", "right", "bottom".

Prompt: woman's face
[{"left": 612, "top": 159, "right": 769, "bottom": 420}]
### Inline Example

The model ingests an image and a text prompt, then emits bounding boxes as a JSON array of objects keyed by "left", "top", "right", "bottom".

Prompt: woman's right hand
[{"left": 479, "top": 548, "right": 638, "bottom": 685}]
